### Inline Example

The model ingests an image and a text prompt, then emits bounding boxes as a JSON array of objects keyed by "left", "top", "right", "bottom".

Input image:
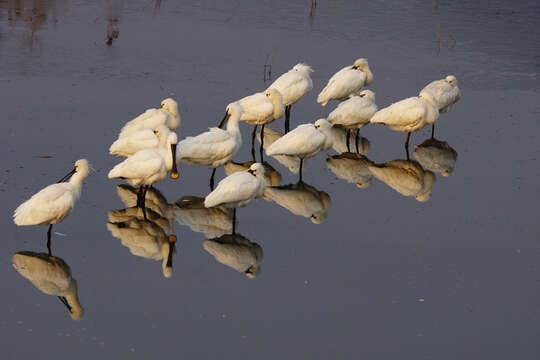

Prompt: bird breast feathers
[
  {"left": 110, "top": 149, "right": 165, "bottom": 179},
  {"left": 371, "top": 98, "right": 426, "bottom": 127},
  {"left": 267, "top": 124, "right": 325, "bottom": 156},
  {"left": 177, "top": 128, "right": 236, "bottom": 160},
  {"left": 239, "top": 93, "right": 273, "bottom": 122},
  {"left": 269, "top": 72, "right": 312, "bottom": 105},
  {"left": 205, "top": 173, "right": 262, "bottom": 207}
]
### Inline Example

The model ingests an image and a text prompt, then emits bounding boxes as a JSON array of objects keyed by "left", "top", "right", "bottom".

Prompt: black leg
[
  {"left": 355, "top": 128, "right": 360, "bottom": 154},
  {"left": 284, "top": 105, "right": 291, "bottom": 133},
  {"left": 142, "top": 186, "right": 148, "bottom": 220},
  {"left": 251, "top": 125, "right": 257, "bottom": 162},
  {"left": 299, "top": 158, "right": 304, "bottom": 183},
  {"left": 210, "top": 167, "right": 216, "bottom": 191},
  {"left": 431, "top": 124, "right": 435, "bottom": 139},
  {"left": 232, "top": 208, "right": 236, "bottom": 235},
  {"left": 47, "top": 224, "right": 53, "bottom": 256},
  {"left": 260, "top": 124, "right": 265, "bottom": 163},
  {"left": 346, "top": 129, "right": 351, "bottom": 152},
  {"left": 405, "top": 133, "right": 411, "bottom": 160}
]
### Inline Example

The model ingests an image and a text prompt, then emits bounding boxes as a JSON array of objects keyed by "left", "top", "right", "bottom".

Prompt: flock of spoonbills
[{"left": 12, "top": 57, "right": 461, "bottom": 264}]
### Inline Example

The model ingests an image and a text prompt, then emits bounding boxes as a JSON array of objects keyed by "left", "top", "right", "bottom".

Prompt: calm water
[{"left": 1, "top": 1, "right": 539, "bottom": 359}]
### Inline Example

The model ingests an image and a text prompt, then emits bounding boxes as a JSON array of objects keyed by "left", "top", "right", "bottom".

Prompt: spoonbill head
[
  {"left": 352, "top": 58, "right": 373, "bottom": 85},
  {"left": 160, "top": 98, "right": 181, "bottom": 130}
]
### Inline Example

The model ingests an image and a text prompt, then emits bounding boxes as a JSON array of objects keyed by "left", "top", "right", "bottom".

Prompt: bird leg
[
  {"left": 405, "top": 133, "right": 411, "bottom": 161},
  {"left": 141, "top": 186, "right": 148, "bottom": 221},
  {"left": 355, "top": 128, "right": 360, "bottom": 154},
  {"left": 47, "top": 224, "right": 53, "bottom": 256},
  {"left": 260, "top": 124, "right": 265, "bottom": 163},
  {"left": 346, "top": 129, "right": 351, "bottom": 152},
  {"left": 284, "top": 105, "right": 291, "bottom": 133},
  {"left": 431, "top": 124, "right": 435, "bottom": 139},
  {"left": 299, "top": 158, "right": 304, "bottom": 183},
  {"left": 251, "top": 125, "right": 258, "bottom": 162},
  {"left": 232, "top": 208, "right": 236, "bottom": 235},
  {"left": 209, "top": 167, "right": 216, "bottom": 191}
]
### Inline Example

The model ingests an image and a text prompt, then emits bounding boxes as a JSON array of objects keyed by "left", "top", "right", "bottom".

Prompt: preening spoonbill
[
  {"left": 13, "top": 159, "right": 90, "bottom": 254},
  {"left": 264, "top": 181, "right": 331, "bottom": 224},
  {"left": 414, "top": 137, "right": 458, "bottom": 177},
  {"left": 419, "top": 75, "right": 461, "bottom": 137},
  {"left": 110, "top": 127, "right": 166, "bottom": 157},
  {"left": 118, "top": 98, "right": 180, "bottom": 138},
  {"left": 224, "top": 160, "right": 282, "bottom": 195},
  {"left": 174, "top": 196, "right": 233, "bottom": 238},
  {"left": 327, "top": 90, "right": 377, "bottom": 152},
  {"left": 219, "top": 89, "right": 284, "bottom": 162},
  {"left": 177, "top": 102, "right": 243, "bottom": 190},
  {"left": 368, "top": 159, "right": 436, "bottom": 202},
  {"left": 317, "top": 58, "right": 373, "bottom": 106},
  {"left": 326, "top": 153, "right": 374, "bottom": 188},
  {"left": 266, "top": 118, "right": 333, "bottom": 182},
  {"left": 369, "top": 96, "right": 439, "bottom": 158},
  {"left": 203, "top": 234, "right": 263, "bottom": 278},
  {"left": 330, "top": 126, "right": 371, "bottom": 155},
  {"left": 12, "top": 251, "right": 84, "bottom": 320},
  {"left": 108, "top": 126, "right": 179, "bottom": 217},
  {"left": 204, "top": 163, "right": 266, "bottom": 234},
  {"left": 256, "top": 127, "right": 305, "bottom": 174},
  {"left": 106, "top": 216, "right": 176, "bottom": 278},
  {"left": 267, "top": 63, "right": 314, "bottom": 133}
]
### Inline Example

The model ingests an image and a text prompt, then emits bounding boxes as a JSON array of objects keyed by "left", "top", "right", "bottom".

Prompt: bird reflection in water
[
  {"left": 414, "top": 137, "right": 458, "bottom": 177},
  {"left": 174, "top": 196, "right": 232, "bottom": 239},
  {"left": 326, "top": 152, "right": 374, "bottom": 188},
  {"left": 265, "top": 181, "right": 331, "bottom": 223},
  {"left": 331, "top": 126, "right": 370, "bottom": 155},
  {"left": 107, "top": 185, "right": 177, "bottom": 278},
  {"left": 203, "top": 234, "right": 262, "bottom": 279},
  {"left": 12, "top": 251, "right": 84, "bottom": 320}
]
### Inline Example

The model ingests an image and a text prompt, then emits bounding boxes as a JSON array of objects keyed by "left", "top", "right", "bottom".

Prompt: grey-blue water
[{"left": 1, "top": 1, "right": 539, "bottom": 358}]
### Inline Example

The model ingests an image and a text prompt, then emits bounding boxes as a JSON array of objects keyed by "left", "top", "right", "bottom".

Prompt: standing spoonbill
[
  {"left": 109, "top": 127, "right": 168, "bottom": 158},
  {"left": 108, "top": 126, "right": 179, "bottom": 218},
  {"left": 419, "top": 75, "right": 461, "bottom": 137},
  {"left": 256, "top": 127, "right": 305, "bottom": 174},
  {"left": 369, "top": 96, "right": 439, "bottom": 158},
  {"left": 327, "top": 90, "right": 377, "bottom": 153},
  {"left": 267, "top": 63, "right": 314, "bottom": 133},
  {"left": 12, "top": 251, "right": 84, "bottom": 320},
  {"left": 317, "top": 58, "right": 373, "bottom": 106},
  {"left": 204, "top": 163, "right": 267, "bottom": 234},
  {"left": 177, "top": 102, "right": 243, "bottom": 190},
  {"left": 266, "top": 119, "right": 333, "bottom": 182},
  {"left": 118, "top": 98, "right": 181, "bottom": 138},
  {"left": 219, "top": 89, "right": 284, "bottom": 162},
  {"left": 13, "top": 159, "right": 90, "bottom": 255}
]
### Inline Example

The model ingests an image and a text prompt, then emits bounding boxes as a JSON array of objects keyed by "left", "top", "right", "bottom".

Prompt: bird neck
[
  {"left": 226, "top": 115, "right": 242, "bottom": 140},
  {"left": 158, "top": 144, "right": 174, "bottom": 170},
  {"left": 66, "top": 282, "right": 84, "bottom": 320},
  {"left": 166, "top": 113, "right": 181, "bottom": 131},
  {"left": 68, "top": 171, "right": 87, "bottom": 188},
  {"left": 364, "top": 68, "right": 373, "bottom": 85},
  {"left": 422, "top": 98, "right": 439, "bottom": 125},
  {"left": 270, "top": 97, "right": 284, "bottom": 120}
]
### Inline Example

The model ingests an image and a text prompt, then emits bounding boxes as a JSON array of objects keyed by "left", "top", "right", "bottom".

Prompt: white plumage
[
  {"left": 326, "top": 153, "right": 374, "bottom": 188},
  {"left": 12, "top": 251, "right": 84, "bottom": 320},
  {"left": 327, "top": 90, "right": 377, "bottom": 129},
  {"left": 224, "top": 161, "right": 282, "bottom": 191},
  {"left": 237, "top": 88, "right": 284, "bottom": 125},
  {"left": 264, "top": 182, "right": 331, "bottom": 224},
  {"left": 14, "top": 159, "right": 89, "bottom": 227},
  {"left": 317, "top": 58, "right": 373, "bottom": 106},
  {"left": 108, "top": 126, "right": 179, "bottom": 186},
  {"left": 368, "top": 159, "right": 436, "bottom": 202},
  {"left": 370, "top": 96, "right": 439, "bottom": 133},
  {"left": 267, "top": 63, "right": 314, "bottom": 106},
  {"left": 118, "top": 98, "right": 181, "bottom": 138},
  {"left": 109, "top": 127, "right": 162, "bottom": 157},
  {"left": 419, "top": 75, "right": 461, "bottom": 113},
  {"left": 256, "top": 128, "right": 305, "bottom": 174},
  {"left": 204, "top": 163, "right": 266, "bottom": 209},
  {"left": 203, "top": 234, "right": 263, "bottom": 278},
  {"left": 177, "top": 102, "right": 243, "bottom": 168}
]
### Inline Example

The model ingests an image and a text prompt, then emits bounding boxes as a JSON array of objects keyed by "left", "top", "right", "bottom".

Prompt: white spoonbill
[
  {"left": 218, "top": 89, "right": 284, "bottom": 162},
  {"left": 12, "top": 251, "right": 84, "bottom": 320},
  {"left": 13, "top": 159, "right": 90, "bottom": 254},
  {"left": 108, "top": 126, "right": 179, "bottom": 217},
  {"left": 326, "top": 153, "right": 374, "bottom": 188},
  {"left": 369, "top": 96, "right": 439, "bottom": 158},
  {"left": 266, "top": 118, "right": 333, "bottom": 182},
  {"left": 118, "top": 98, "right": 180, "bottom": 138},
  {"left": 224, "top": 160, "right": 282, "bottom": 196},
  {"left": 368, "top": 159, "right": 436, "bottom": 202},
  {"left": 204, "top": 163, "right": 267, "bottom": 234},
  {"left": 414, "top": 137, "right": 458, "bottom": 177},
  {"left": 327, "top": 90, "right": 377, "bottom": 152},
  {"left": 109, "top": 127, "right": 166, "bottom": 158},
  {"left": 330, "top": 126, "right": 371, "bottom": 155},
  {"left": 267, "top": 63, "right": 314, "bottom": 133},
  {"left": 419, "top": 75, "right": 461, "bottom": 137},
  {"left": 317, "top": 58, "right": 373, "bottom": 106},
  {"left": 264, "top": 182, "right": 331, "bottom": 224},
  {"left": 177, "top": 102, "right": 243, "bottom": 190},
  {"left": 203, "top": 234, "right": 263, "bottom": 278},
  {"left": 256, "top": 127, "right": 305, "bottom": 174},
  {"left": 174, "top": 196, "right": 233, "bottom": 238}
]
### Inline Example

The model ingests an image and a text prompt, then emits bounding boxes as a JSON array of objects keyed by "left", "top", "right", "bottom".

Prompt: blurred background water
[{"left": 1, "top": 0, "right": 539, "bottom": 359}]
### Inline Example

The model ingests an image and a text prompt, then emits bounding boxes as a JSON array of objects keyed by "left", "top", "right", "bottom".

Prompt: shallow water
[{"left": 1, "top": 0, "right": 540, "bottom": 359}]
